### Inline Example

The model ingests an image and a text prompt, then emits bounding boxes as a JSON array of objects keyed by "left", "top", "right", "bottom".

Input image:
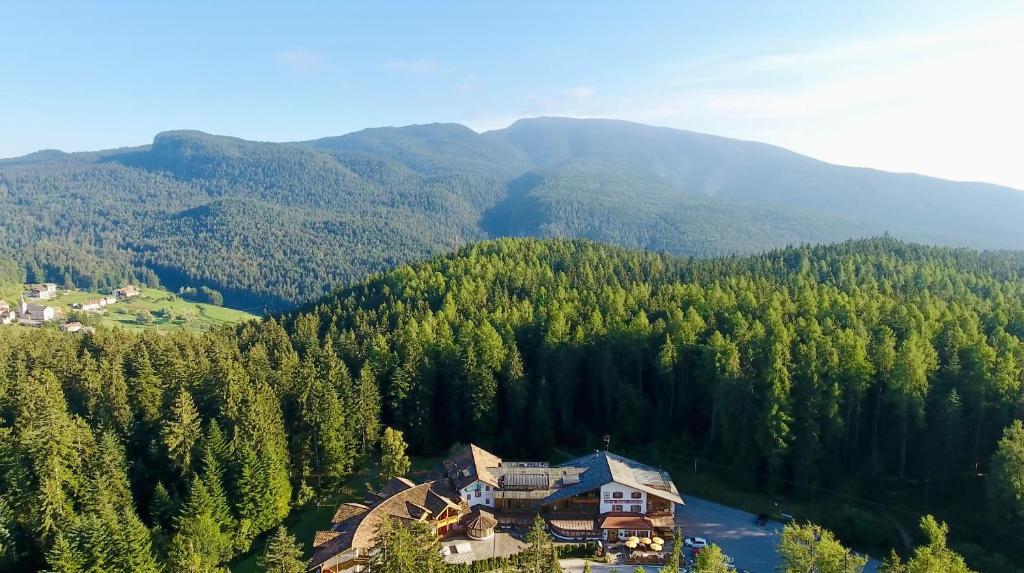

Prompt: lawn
[{"left": 0, "top": 284, "right": 256, "bottom": 333}]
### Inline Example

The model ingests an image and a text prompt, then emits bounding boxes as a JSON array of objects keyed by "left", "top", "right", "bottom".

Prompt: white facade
[
  {"left": 599, "top": 482, "right": 646, "bottom": 514},
  {"left": 459, "top": 480, "right": 496, "bottom": 508}
]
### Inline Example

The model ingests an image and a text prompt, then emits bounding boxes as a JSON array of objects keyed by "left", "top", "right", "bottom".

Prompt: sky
[{"left": 3, "top": 1, "right": 1023, "bottom": 189}]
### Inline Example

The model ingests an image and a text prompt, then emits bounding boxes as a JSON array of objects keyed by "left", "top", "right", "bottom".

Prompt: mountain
[{"left": 2, "top": 117, "right": 1022, "bottom": 309}]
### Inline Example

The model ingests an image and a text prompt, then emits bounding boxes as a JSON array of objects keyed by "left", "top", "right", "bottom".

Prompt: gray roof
[{"left": 544, "top": 451, "right": 684, "bottom": 506}]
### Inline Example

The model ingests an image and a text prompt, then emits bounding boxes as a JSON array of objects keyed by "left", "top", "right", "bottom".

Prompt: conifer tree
[
  {"left": 988, "top": 419, "right": 1024, "bottom": 519},
  {"left": 258, "top": 526, "right": 307, "bottom": 573},
  {"left": 367, "top": 518, "right": 446, "bottom": 573},
  {"left": 661, "top": 528, "right": 683, "bottom": 572},
  {"left": 523, "top": 515, "right": 553, "bottom": 573},
  {"left": 163, "top": 388, "right": 202, "bottom": 476},
  {"left": 379, "top": 427, "right": 411, "bottom": 483},
  {"left": 44, "top": 533, "right": 85, "bottom": 573},
  {"left": 357, "top": 366, "right": 382, "bottom": 455}
]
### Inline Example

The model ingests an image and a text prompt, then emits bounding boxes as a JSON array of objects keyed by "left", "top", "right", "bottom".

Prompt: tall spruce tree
[
  {"left": 258, "top": 526, "right": 307, "bottom": 573},
  {"left": 379, "top": 427, "right": 411, "bottom": 483}
]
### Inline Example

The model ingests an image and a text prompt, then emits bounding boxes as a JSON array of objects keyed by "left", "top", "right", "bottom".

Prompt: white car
[{"left": 684, "top": 537, "right": 709, "bottom": 548}]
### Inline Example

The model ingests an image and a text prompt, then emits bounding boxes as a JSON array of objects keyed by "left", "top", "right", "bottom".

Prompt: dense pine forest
[
  {"left": 2, "top": 237, "right": 1024, "bottom": 571},
  {"left": 4, "top": 118, "right": 1024, "bottom": 310}
]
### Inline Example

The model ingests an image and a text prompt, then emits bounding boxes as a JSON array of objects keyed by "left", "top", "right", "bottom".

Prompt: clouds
[
  {"left": 384, "top": 59, "right": 439, "bottom": 74},
  {"left": 274, "top": 49, "right": 326, "bottom": 73},
  {"left": 564, "top": 86, "right": 595, "bottom": 100},
  {"left": 515, "top": 9, "right": 1024, "bottom": 189}
]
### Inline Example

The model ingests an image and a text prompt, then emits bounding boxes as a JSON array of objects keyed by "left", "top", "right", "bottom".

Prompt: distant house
[
  {"left": 18, "top": 296, "right": 56, "bottom": 325},
  {"left": 115, "top": 285, "right": 140, "bottom": 299},
  {"left": 0, "top": 300, "right": 15, "bottom": 325},
  {"left": 25, "top": 283, "right": 58, "bottom": 300},
  {"left": 78, "top": 298, "right": 106, "bottom": 312},
  {"left": 60, "top": 321, "right": 82, "bottom": 333},
  {"left": 102, "top": 295, "right": 117, "bottom": 306}
]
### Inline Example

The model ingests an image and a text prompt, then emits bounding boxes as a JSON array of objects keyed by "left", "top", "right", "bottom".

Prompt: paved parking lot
[
  {"left": 677, "top": 496, "right": 881, "bottom": 572},
  {"left": 441, "top": 531, "right": 526, "bottom": 564}
]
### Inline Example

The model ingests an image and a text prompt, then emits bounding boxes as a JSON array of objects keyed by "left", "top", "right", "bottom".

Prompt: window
[
  {"left": 485, "top": 486, "right": 491, "bottom": 491},
  {"left": 612, "top": 504, "right": 624, "bottom": 512},
  {"left": 486, "top": 498, "right": 491, "bottom": 504},
  {"left": 630, "top": 505, "right": 642, "bottom": 513},
  {"left": 603, "top": 492, "right": 611, "bottom": 499},
  {"left": 612, "top": 492, "right": 624, "bottom": 499},
  {"left": 631, "top": 492, "right": 642, "bottom": 499},
  {"left": 466, "top": 495, "right": 471, "bottom": 501},
  {"left": 475, "top": 491, "right": 481, "bottom": 498}
]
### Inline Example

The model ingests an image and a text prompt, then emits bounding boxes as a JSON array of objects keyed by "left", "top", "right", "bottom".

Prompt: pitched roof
[
  {"left": 310, "top": 478, "right": 462, "bottom": 568},
  {"left": 599, "top": 515, "right": 655, "bottom": 530},
  {"left": 545, "top": 451, "right": 684, "bottom": 506},
  {"left": 443, "top": 444, "right": 501, "bottom": 489},
  {"left": 465, "top": 508, "right": 497, "bottom": 530}
]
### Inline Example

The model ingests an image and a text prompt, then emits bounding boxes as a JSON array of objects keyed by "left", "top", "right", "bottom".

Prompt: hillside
[
  {"left": 2, "top": 117, "right": 1023, "bottom": 309},
  {"left": 2, "top": 237, "right": 1023, "bottom": 572},
  {"left": 0, "top": 284, "right": 256, "bottom": 332}
]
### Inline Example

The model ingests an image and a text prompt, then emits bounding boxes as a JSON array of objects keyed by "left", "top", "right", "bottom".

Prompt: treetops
[{"left": 1, "top": 236, "right": 1022, "bottom": 571}]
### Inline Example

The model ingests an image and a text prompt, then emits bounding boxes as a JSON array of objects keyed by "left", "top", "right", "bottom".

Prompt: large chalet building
[{"left": 310, "top": 444, "right": 683, "bottom": 573}]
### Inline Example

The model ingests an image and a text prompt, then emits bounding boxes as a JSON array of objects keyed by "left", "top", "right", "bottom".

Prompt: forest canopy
[{"left": 1, "top": 237, "right": 1023, "bottom": 571}]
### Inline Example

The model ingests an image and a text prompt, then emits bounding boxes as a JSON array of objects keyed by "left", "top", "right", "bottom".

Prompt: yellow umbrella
[
  {"left": 652, "top": 537, "right": 664, "bottom": 545},
  {"left": 650, "top": 543, "right": 663, "bottom": 551},
  {"left": 628, "top": 536, "right": 640, "bottom": 543},
  {"left": 641, "top": 537, "right": 652, "bottom": 545},
  {"left": 625, "top": 540, "right": 638, "bottom": 549}
]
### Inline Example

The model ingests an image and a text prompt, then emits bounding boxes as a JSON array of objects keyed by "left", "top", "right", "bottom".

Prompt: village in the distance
[{"left": 0, "top": 281, "right": 139, "bottom": 332}]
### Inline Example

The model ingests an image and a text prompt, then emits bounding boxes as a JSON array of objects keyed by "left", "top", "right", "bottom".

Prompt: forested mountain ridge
[
  {"left": 2, "top": 117, "right": 1023, "bottom": 310},
  {"left": 3, "top": 237, "right": 1024, "bottom": 572}
]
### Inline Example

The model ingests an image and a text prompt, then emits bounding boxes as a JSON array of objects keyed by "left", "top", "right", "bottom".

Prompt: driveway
[
  {"left": 442, "top": 532, "right": 526, "bottom": 564},
  {"left": 677, "top": 496, "right": 881, "bottom": 573}
]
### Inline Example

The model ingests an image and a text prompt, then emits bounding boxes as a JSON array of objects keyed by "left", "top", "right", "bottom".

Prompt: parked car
[{"left": 684, "top": 537, "right": 709, "bottom": 548}]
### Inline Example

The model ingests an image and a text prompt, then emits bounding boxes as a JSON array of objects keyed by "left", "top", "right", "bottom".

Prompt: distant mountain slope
[{"left": 1, "top": 117, "right": 1022, "bottom": 309}]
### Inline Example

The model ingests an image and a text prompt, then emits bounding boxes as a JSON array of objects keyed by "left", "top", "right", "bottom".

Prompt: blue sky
[{"left": 3, "top": 1, "right": 1023, "bottom": 188}]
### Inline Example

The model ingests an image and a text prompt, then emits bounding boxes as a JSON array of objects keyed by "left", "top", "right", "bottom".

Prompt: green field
[{"left": 0, "top": 284, "right": 257, "bottom": 332}]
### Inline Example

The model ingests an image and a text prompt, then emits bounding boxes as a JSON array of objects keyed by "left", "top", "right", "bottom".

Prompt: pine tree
[
  {"left": 661, "top": 528, "right": 683, "bottom": 572},
  {"left": 988, "top": 420, "right": 1024, "bottom": 519},
  {"left": 0, "top": 495, "right": 12, "bottom": 559},
  {"left": 367, "top": 518, "right": 447, "bottom": 573},
  {"left": 523, "top": 515, "right": 552, "bottom": 573},
  {"left": 169, "top": 476, "right": 232, "bottom": 571},
  {"left": 358, "top": 366, "right": 382, "bottom": 455},
  {"left": 379, "top": 427, "right": 412, "bottom": 483},
  {"left": 163, "top": 388, "right": 202, "bottom": 476},
  {"left": 258, "top": 526, "right": 307, "bottom": 573},
  {"left": 45, "top": 533, "right": 86, "bottom": 573}
]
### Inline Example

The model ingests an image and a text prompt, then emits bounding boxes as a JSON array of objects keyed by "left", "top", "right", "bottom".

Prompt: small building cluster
[
  {"left": 0, "top": 282, "right": 137, "bottom": 331},
  {"left": 310, "top": 445, "right": 682, "bottom": 573},
  {"left": 25, "top": 282, "right": 58, "bottom": 300},
  {"left": 4, "top": 296, "right": 58, "bottom": 327},
  {"left": 115, "top": 284, "right": 140, "bottom": 299},
  {"left": 72, "top": 296, "right": 117, "bottom": 312}
]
